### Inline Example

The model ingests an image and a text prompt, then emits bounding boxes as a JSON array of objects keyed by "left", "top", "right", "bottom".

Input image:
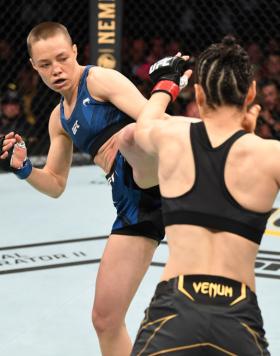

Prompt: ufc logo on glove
[{"left": 149, "top": 57, "right": 173, "bottom": 74}]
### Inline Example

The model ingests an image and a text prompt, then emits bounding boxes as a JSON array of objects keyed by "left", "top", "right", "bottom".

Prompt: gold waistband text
[{"left": 193, "top": 282, "right": 233, "bottom": 298}]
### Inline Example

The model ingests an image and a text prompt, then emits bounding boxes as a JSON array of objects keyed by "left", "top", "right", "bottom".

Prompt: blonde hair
[{"left": 27, "top": 22, "right": 72, "bottom": 57}]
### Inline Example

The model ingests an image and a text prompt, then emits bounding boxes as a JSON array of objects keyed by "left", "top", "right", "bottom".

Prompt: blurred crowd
[
  {"left": 0, "top": 38, "right": 59, "bottom": 155},
  {"left": 1, "top": 36, "right": 280, "bottom": 158},
  {"left": 120, "top": 36, "right": 280, "bottom": 139}
]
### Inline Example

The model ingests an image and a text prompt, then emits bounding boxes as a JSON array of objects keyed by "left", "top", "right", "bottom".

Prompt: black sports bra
[{"left": 161, "top": 122, "right": 271, "bottom": 245}]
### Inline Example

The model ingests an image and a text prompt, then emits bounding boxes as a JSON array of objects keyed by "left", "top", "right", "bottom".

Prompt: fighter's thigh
[
  {"left": 117, "top": 124, "right": 158, "bottom": 188},
  {"left": 94, "top": 234, "right": 157, "bottom": 316}
]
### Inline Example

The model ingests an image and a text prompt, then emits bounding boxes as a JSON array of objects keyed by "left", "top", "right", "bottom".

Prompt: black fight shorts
[{"left": 132, "top": 274, "right": 270, "bottom": 356}]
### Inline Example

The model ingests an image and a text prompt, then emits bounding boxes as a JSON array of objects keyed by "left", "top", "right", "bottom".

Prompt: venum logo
[
  {"left": 193, "top": 282, "right": 233, "bottom": 298},
  {"left": 72, "top": 120, "right": 80, "bottom": 135}
]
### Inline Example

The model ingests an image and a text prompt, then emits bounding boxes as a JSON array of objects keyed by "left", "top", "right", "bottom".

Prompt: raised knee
[{"left": 117, "top": 124, "right": 136, "bottom": 148}]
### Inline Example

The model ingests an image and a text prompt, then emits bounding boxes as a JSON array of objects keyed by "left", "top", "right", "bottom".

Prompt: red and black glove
[{"left": 149, "top": 56, "right": 189, "bottom": 102}]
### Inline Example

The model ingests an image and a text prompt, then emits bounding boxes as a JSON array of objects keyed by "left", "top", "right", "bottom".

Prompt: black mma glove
[{"left": 149, "top": 56, "right": 189, "bottom": 102}]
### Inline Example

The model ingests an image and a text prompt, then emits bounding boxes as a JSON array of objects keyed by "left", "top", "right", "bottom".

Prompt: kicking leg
[
  {"left": 92, "top": 234, "right": 157, "bottom": 356},
  {"left": 117, "top": 123, "right": 158, "bottom": 189}
]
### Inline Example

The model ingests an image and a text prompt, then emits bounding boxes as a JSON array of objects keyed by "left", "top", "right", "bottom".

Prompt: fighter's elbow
[
  {"left": 51, "top": 177, "right": 67, "bottom": 198},
  {"left": 51, "top": 190, "right": 64, "bottom": 199}
]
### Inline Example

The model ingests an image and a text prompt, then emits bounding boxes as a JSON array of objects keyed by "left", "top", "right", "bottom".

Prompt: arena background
[
  {"left": 1, "top": 1, "right": 280, "bottom": 356},
  {"left": 0, "top": 0, "right": 280, "bottom": 164}
]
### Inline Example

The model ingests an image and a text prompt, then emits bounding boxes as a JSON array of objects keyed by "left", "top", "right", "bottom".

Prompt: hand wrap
[{"left": 13, "top": 158, "right": 33, "bottom": 179}]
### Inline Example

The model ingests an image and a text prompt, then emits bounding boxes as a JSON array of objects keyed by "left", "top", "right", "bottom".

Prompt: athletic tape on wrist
[
  {"left": 151, "top": 80, "right": 179, "bottom": 102},
  {"left": 14, "top": 158, "right": 33, "bottom": 179}
]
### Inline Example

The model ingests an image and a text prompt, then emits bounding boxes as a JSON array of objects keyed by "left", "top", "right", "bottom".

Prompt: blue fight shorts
[{"left": 106, "top": 151, "right": 164, "bottom": 242}]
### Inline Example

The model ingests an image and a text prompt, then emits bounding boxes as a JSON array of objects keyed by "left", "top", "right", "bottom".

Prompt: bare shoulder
[
  {"left": 241, "top": 133, "right": 280, "bottom": 163},
  {"left": 48, "top": 104, "right": 66, "bottom": 137},
  {"left": 261, "top": 136, "right": 280, "bottom": 159},
  {"left": 87, "top": 66, "right": 123, "bottom": 86},
  {"left": 253, "top": 136, "right": 280, "bottom": 183},
  {"left": 151, "top": 116, "right": 191, "bottom": 145},
  {"left": 88, "top": 65, "right": 119, "bottom": 77},
  {"left": 244, "top": 133, "right": 280, "bottom": 150},
  {"left": 87, "top": 66, "right": 129, "bottom": 100},
  {"left": 165, "top": 115, "right": 193, "bottom": 131},
  {"left": 172, "top": 115, "right": 201, "bottom": 123}
]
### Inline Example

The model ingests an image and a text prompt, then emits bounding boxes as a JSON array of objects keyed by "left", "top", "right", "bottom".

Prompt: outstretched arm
[
  {"left": 135, "top": 93, "right": 171, "bottom": 155},
  {"left": 135, "top": 56, "right": 192, "bottom": 155},
  {"left": 87, "top": 67, "right": 147, "bottom": 120}
]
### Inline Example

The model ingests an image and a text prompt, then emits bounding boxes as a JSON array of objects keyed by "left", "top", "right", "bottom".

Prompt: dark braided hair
[{"left": 194, "top": 36, "right": 254, "bottom": 109}]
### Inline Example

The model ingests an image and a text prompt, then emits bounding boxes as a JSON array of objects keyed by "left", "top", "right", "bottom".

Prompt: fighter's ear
[
  {"left": 30, "top": 58, "right": 37, "bottom": 71},
  {"left": 194, "top": 84, "right": 206, "bottom": 107},
  {"left": 73, "top": 44, "right": 78, "bottom": 58},
  {"left": 245, "top": 80, "right": 256, "bottom": 106}
]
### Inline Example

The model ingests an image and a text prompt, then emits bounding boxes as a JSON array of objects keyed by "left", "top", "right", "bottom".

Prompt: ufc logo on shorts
[
  {"left": 107, "top": 172, "right": 115, "bottom": 184},
  {"left": 149, "top": 57, "right": 172, "bottom": 74},
  {"left": 72, "top": 120, "right": 80, "bottom": 135}
]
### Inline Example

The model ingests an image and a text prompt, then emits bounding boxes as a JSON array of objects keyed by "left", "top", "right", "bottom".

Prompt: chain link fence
[
  {"left": 1, "top": 0, "right": 280, "bottom": 168},
  {"left": 122, "top": 0, "right": 280, "bottom": 138},
  {"left": 0, "top": 0, "right": 88, "bottom": 162}
]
